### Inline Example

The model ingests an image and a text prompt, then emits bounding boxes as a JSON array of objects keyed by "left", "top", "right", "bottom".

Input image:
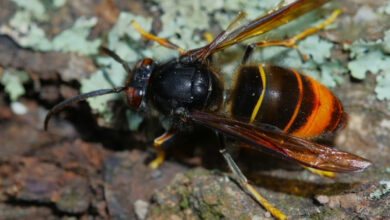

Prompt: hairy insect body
[
  {"left": 145, "top": 59, "right": 346, "bottom": 141},
  {"left": 148, "top": 60, "right": 224, "bottom": 116}
]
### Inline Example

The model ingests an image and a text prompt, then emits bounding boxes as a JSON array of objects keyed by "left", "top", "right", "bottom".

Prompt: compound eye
[
  {"left": 136, "top": 58, "right": 153, "bottom": 69},
  {"left": 127, "top": 87, "right": 143, "bottom": 108}
]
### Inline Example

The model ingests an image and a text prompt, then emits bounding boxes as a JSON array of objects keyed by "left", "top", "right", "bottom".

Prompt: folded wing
[{"left": 190, "top": 110, "right": 371, "bottom": 173}]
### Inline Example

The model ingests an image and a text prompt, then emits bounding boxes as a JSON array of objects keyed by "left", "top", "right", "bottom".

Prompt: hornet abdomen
[{"left": 230, "top": 65, "right": 346, "bottom": 138}]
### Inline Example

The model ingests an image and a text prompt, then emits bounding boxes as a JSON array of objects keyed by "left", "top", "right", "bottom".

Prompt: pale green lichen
[
  {"left": 1, "top": 10, "right": 52, "bottom": 51},
  {"left": 53, "top": 0, "right": 67, "bottom": 8},
  {"left": 214, "top": 0, "right": 277, "bottom": 18},
  {"left": 1, "top": 0, "right": 103, "bottom": 112},
  {"left": 0, "top": 70, "right": 29, "bottom": 101},
  {"left": 52, "top": 17, "right": 101, "bottom": 55},
  {"left": 345, "top": 40, "right": 388, "bottom": 80},
  {"left": 378, "top": 1, "right": 390, "bottom": 15},
  {"left": 319, "top": 60, "right": 347, "bottom": 87},
  {"left": 10, "top": 0, "right": 47, "bottom": 21},
  {"left": 80, "top": 69, "right": 122, "bottom": 123},
  {"left": 80, "top": 44, "right": 130, "bottom": 123},
  {"left": 152, "top": 0, "right": 287, "bottom": 51},
  {"left": 106, "top": 12, "right": 153, "bottom": 61},
  {"left": 369, "top": 181, "right": 390, "bottom": 200},
  {"left": 152, "top": 0, "right": 209, "bottom": 50},
  {"left": 15, "top": 22, "right": 52, "bottom": 51},
  {"left": 298, "top": 35, "right": 334, "bottom": 64},
  {"left": 1, "top": 1, "right": 100, "bottom": 55},
  {"left": 345, "top": 30, "right": 390, "bottom": 102},
  {"left": 375, "top": 73, "right": 390, "bottom": 101},
  {"left": 4, "top": 16, "right": 101, "bottom": 54}
]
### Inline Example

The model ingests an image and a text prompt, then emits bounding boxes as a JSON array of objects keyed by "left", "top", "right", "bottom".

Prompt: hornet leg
[
  {"left": 302, "top": 165, "right": 335, "bottom": 178},
  {"left": 217, "top": 133, "right": 287, "bottom": 220},
  {"left": 149, "top": 130, "right": 176, "bottom": 169},
  {"left": 220, "top": 149, "right": 287, "bottom": 220},
  {"left": 242, "top": 9, "right": 341, "bottom": 64}
]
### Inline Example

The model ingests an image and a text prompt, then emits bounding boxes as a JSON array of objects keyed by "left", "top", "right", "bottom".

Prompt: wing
[
  {"left": 185, "top": 0, "right": 330, "bottom": 61},
  {"left": 190, "top": 110, "right": 371, "bottom": 173}
]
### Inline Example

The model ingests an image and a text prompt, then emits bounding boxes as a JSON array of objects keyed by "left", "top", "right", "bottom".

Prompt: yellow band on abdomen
[{"left": 249, "top": 65, "right": 266, "bottom": 123}]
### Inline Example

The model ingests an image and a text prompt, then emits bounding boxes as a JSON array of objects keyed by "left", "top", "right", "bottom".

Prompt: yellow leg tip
[
  {"left": 148, "top": 160, "right": 161, "bottom": 170},
  {"left": 221, "top": 149, "right": 287, "bottom": 219},
  {"left": 246, "top": 184, "right": 287, "bottom": 220},
  {"left": 148, "top": 151, "right": 165, "bottom": 170},
  {"left": 203, "top": 32, "right": 214, "bottom": 44},
  {"left": 303, "top": 166, "right": 336, "bottom": 178}
]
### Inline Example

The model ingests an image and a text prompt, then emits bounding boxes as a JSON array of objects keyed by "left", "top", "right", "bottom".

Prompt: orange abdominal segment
[{"left": 291, "top": 77, "right": 336, "bottom": 138}]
